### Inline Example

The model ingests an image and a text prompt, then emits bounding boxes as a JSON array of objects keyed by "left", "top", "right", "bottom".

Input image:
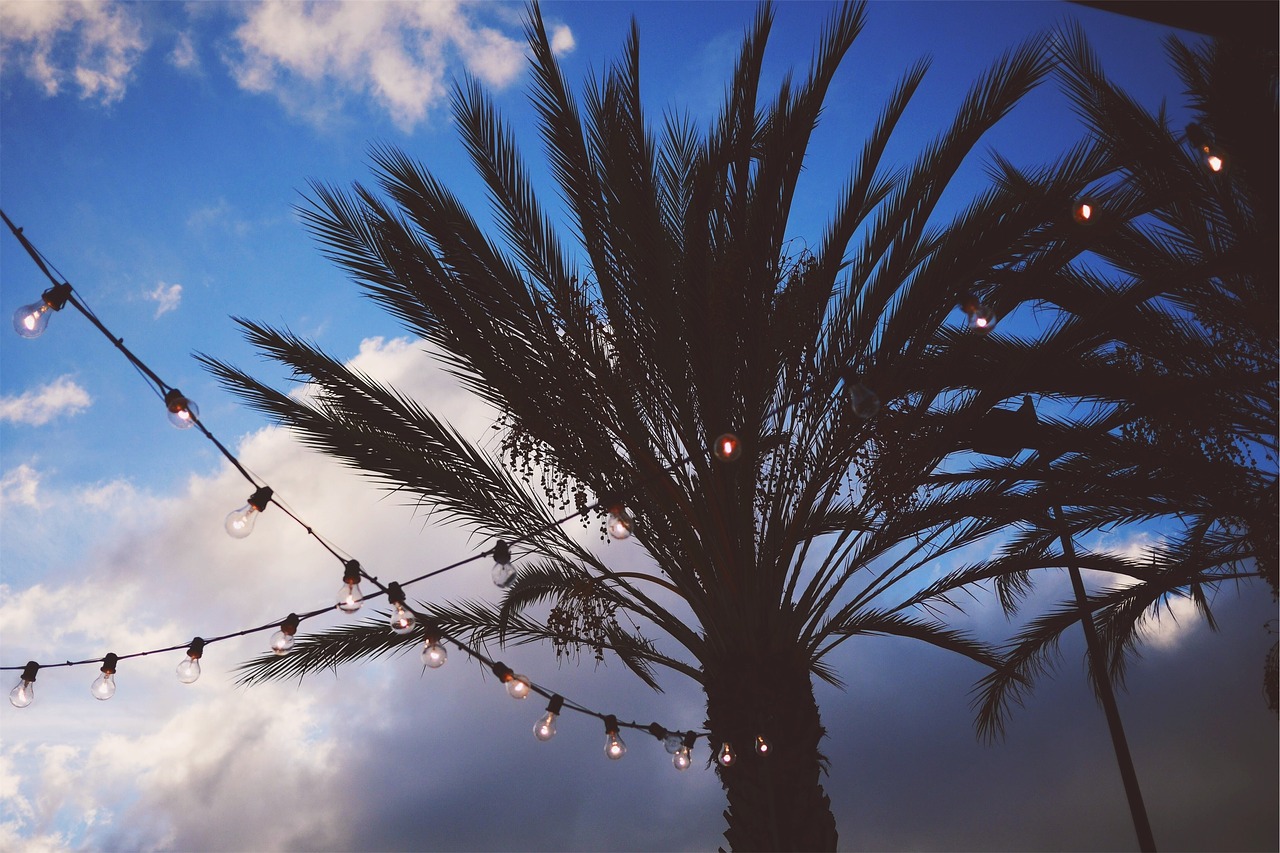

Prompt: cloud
[
  {"left": 0, "top": 463, "right": 40, "bottom": 512},
  {"left": 223, "top": 1, "right": 528, "bottom": 131},
  {"left": 167, "top": 31, "right": 198, "bottom": 72},
  {"left": 0, "top": 376, "right": 91, "bottom": 427},
  {"left": 0, "top": 0, "right": 146, "bottom": 105},
  {"left": 550, "top": 24, "right": 575, "bottom": 55},
  {"left": 145, "top": 283, "right": 183, "bottom": 318}
]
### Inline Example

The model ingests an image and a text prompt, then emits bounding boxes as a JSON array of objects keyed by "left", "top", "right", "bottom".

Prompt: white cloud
[
  {"left": 167, "top": 31, "right": 198, "bottom": 72},
  {"left": 0, "top": 0, "right": 146, "bottom": 105},
  {"left": 146, "top": 283, "right": 183, "bottom": 318},
  {"left": 550, "top": 23, "right": 576, "bottom": 55},
  {"left": 224, "top": 0, "right": 526, "bottom": 131},
  {"left": 0, "top": 376, "right": 91, "bottom": 427},
  {"left": 1092, "top": 530, "right": 1203, "bottom": 651},
  {"left": 0, "top": 464, "right": 42, "bottom": 511}
]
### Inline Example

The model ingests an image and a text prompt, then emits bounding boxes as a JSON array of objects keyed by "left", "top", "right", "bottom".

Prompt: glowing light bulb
[
  {"left": 1071, "top": 199, "right": 1096, "bottom": 224},
  {"left": 491, "top": 540, "right": 516, "bottom": 587},
  {"left": 270, "top": 614, "right": 300, "bottom": 655},
  {"left": 755, "top": 734, "right": 772, "bottom": 756},
  {"left": 386, "top": 583, "right": 415, "bottom": 634},
  {"left": 11, "top": 284, "right": 71, "bottom": 339},
  {"left": 604, "top": 715, "right": 627, "bottom": 760},
  {"left": 91, "top": 653, "right": 118, "bottom": 701},
  {"left": 712, "top": 433, "right": 742, "bottom": 462},
  {"left": 717, "top": 742, "right": 737, "bottom": 767},
  {"left": 337, "top": 560, "right": 364, "bottom": 613},
  {"left": 164, "top": 388, "right": 199, "bottom": 429},
  {"left": 1186, "top": 123, "right": 1227, "bottom": 173},
  {"left": 492, "top": 662, "right": 531, "bottom": 699},
  {"left": 846, "top": 381, "right": 880, "bottom": 420},
  {"left": 534, "top": 695, "right": 564, "bottom": 741},
  {"left": 960, "top": 293, "right": 996, "bottom": 333},
  {"left": 176, "top": 638, "right": 204, "bottom": 684},
  {"left": 506, "top": 673, "right": 531, "bottom": 699},
  {"left": 673, "top": 745, "right": 692, "bottom": 771},
  {"left": 421, "top": 631, "right": 447, "bottom": 668},
  {"left": 225, "top": 486, "right": 272, "bottom": 539},
  {"left": 9, "top": 662, "right": 38, "bottom": 708},
  {"left": 606, "top": 504, "right": 634, "bottom": 540}
]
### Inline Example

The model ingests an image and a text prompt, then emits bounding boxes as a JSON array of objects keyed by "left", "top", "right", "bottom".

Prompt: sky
[{"left": 0, "top": 1, "right": 1275, "bottom": 851}]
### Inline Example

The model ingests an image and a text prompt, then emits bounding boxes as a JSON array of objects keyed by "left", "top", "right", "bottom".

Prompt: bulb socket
[
  {"left": 186, "top": 637, "right": 206, "bottom": 659},
  {"left": 279, "top": 613, "right": 300, "bottom": 636},
  {"left": 386, "top": 582, "right": 407, "bottom": 605},
  {"left": 42, "top": 283, "right": 72, "bottom": 311},
  {"left": 491, "top": 662, "right": 514, "bottom": 682},
  {"left": 546, "top": 694, "right": 565, "bottom": 715},
  {"left": 101, "top": 653, "right": 119, "bottom": 674},
  {"left": 603, "top": 714, "right": 620, "bottom": 735},
  {"left": 647, "top": 722, "right": 667, "bottom": 740},
  {"left": 343, "top": 559, "right": 362, "bottom": 585},
  {"left": 247, "top": 486, "right": 273, "bottom": 512},
  {"left": 20, "top": 661, "right": 39, "bottom": 682}
]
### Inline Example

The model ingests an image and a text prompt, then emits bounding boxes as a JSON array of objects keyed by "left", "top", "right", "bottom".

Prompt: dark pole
[{"left": 1050, "top": 505, "right": 1157, "bottom": 852}]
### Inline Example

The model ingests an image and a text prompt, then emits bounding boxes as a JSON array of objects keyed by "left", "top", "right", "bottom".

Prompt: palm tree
[
  {"left": 912, "top": 24, "right": 1277, "bottom": 736},
  {"left": 201, "top": 2, "right": 1078, "bottom": 847}
]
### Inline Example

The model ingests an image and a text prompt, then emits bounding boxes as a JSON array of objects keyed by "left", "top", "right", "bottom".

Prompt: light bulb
[
  {"left": 13, "top": 301, "right": 52, "bottom": 338},
  {"left": 225, "top": 486, "right": 272, "bottom": 539},
  {"left": 846, "top": 381, "right": 880, "bottom": 420},
  {"left": 421, "top": 638, "right": 447, "bottom": 668},
  {"left": 1185, "top": 123, "right": 1227, "bottom": 173},
  {"left": 712, "top": 433, "right": 742, "bottom": 462},
  {"left": 755, "top": 735, "right": 772, "bottom": 756},
  {"left": 717, "top": 742, "right": 736, "bottom": 767},
  {"left": 673, "top": 745, "right": 692, "bottom": 771},
  {"left": 9, "top": 662, "right": 38, "bottom": 708},
  {"left": 271, "top": 614, "right": 300, "bottom": 655},
  {"left": 164, "top": 388, "right": 199, "bottom": 429},
  {"left": 533, "top": 695, "right": 564, "bottom": 741},
  {"left": 960, "top": 293, "right": 996, "bottom": 333},
  {"left": 491, "top": 540, "right": 516, "bottom": 587},
  {"left": 505, "top": 673, "right": 531, "bottom": 699},
  {"left": 337, "top": 560, "right": 364, "bottom": 612},
  {"left": 12, "top": 284, "right": 70, "bottom": 339},
  {"left": 604, "top": 716, "right": 627, "bottom": 759},
  {"left": 1206, "top": 152, "right": 1225, "bottom": 173},
  {"left": 534, "top": 711, "right": 558, "bottom": 741},
  {"left": 606, "top": 504, "right": 634, "bottom": 540},
  {"left": 1071, "top": 199, "right": 1095, "bottom": 224},
  {"left": 389, "top": 601, "right": 416, "bottom": 635},
  {"left": 176, "top": 638, "right": 204, "bottom": 683},
  {"left": 91, "top": 654, "right": 118, "bottom": 701},
  {"left": 663, "top": 733, "right": 684, "bottom": 755}
]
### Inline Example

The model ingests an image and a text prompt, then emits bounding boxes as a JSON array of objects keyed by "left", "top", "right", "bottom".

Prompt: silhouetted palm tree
[{"left": 200, "top": 3, "right": 1097, "bottom": 848}]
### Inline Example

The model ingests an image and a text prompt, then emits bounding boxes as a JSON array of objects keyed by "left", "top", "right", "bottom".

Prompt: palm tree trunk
[{"left": 704, "top": 646, "right": 839, "bottom": 851}]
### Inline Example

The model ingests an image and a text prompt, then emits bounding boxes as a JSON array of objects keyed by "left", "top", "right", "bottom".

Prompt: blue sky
[{"left": 0, "top": 2, "right": 1275, "bottom": 850}]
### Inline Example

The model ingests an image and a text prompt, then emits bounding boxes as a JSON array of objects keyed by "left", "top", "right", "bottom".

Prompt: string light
[
  {"left": 225, "top": 486, "right": 273, "bottom": 539},
  {"left": 712, "top": 433, "right": 742, "bottom": 462},
  {"left": 420, "top": 623, "right": 447, "bottom": 668},
  {"left": 845, "top": 378, "right": 881, "bottom": 420},
  {"left": 491, "top": 540, "right": 516, "bottom": 587},
  {"left": 12, "top": 283, "right": 71, "bottom": 339},
  {"left": 534, "top": 694, "right": 564, "bottom": 741},
  {"left": 9, "top": 661, "right": 38, "bottom": 708},
  {"left": 606, "top": 503, "right": 635, "bottom": 540},
  {"left": 603, "top": 715, "right": 627, "bottom": 760},
  {"left": 1071, "top": 198, "right": 1097, "bottom": 224},
  {"left": 386, "top": 583, "right": 416, "bottom": 635},
  {"left": 91, "top": 654, "right": 118, "bottom": 701},
  {"left": 755, "top": 734, "right": 772, "bottom": 756},
  {"left": 491, "top": 662, "right": 531, "bottom": 699},
  {"left": 269, "top": 614, "right": 300, "bottom": 655},
  {"left": 1185, "top": 122, "right": 1227, "bottom": 173},
  {"left": 164, "top": 388, "right": 200, "bottom": 429},
  {"left": 959, "top": 292, "right": 996, "bottom": 333},
  {"left": 673, "top": 732, "right": 696, "bottom": 771},
  {"left": 337, "top": 560, "right": 364, "bottom": 613},
  {"left": 717, "top": 741, "right": 737, "bottom": 767},
  {"left": 176, "top": 638, "right": 204, "bottom": 683}
]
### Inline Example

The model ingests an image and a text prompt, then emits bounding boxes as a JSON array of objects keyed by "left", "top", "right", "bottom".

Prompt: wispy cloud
[
  {"left": 167, "top": 31, "right": 198, "bottom": 73},
  {"left": 0, "top": 464, "right": 42, "bottom": 510},
  {"left": 146, "top": 283, "right": 183, "bottom": 318},
  {"left": 0, "top": 0, "right": 146, "bottom": 105},
  {"left": 0, "top": 376, "right": 91, "bottom": 427},
  {"left": 222, "top": 1, "right": 538, "bottom": 131}
]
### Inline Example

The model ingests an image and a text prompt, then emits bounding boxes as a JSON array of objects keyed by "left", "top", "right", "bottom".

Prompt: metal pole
[{"left": 1051, "top": 505, "right": 1157, "bottom": 852}]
